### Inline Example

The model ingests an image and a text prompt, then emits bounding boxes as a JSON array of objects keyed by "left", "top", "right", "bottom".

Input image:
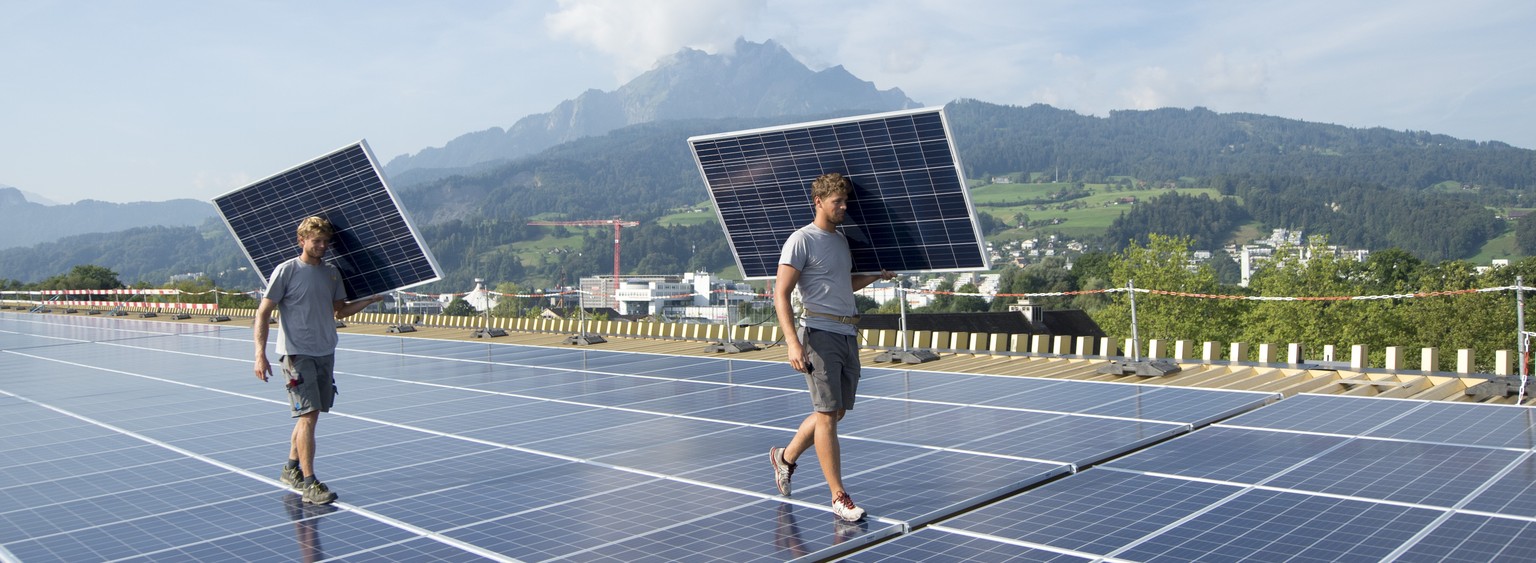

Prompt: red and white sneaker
[
  {"left": 769, "top": 447, "right": 796, "bottom": 496},
  {"left": 831, "top": 491, "right": 865, "bottom": 522}
]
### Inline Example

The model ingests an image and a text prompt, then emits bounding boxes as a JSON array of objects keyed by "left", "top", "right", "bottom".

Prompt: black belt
[{"left": 803, "top": 310, "right": 861, "bottom": 326}]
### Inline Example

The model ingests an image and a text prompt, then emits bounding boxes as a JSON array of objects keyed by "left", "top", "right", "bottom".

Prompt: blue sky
[{"left": 2, "top": 0, "right": 1532, "bottom": 204}]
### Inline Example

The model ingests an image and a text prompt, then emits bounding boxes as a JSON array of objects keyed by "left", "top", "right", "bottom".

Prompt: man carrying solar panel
[
  {"left": 253, "top": 216, "right": 384, "bottom": 505},
  {"left": 770, "top": 172, "right": 896, "bottom": 522}
]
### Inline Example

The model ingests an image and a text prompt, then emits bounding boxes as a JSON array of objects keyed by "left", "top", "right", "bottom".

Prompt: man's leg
[
  {"left": 782, "top": 409, "right": 846, "bottom": 494},
  {"left": 289, "top": 411, "right": 319, "bottom": 478}
]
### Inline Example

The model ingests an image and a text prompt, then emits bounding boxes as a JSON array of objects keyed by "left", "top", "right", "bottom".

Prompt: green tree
[
  {"left": 39, "top": 265, "right": 124, "bottom": 291},
  {"left": 1402, "top": 259, "right": 1531, "bottom": 371},
  {"left": 949, "top": 283, "right": 990, "bottom": 312},
  {"left": 490, "top": 282, "right": 532, "bottom": 318},
  {"left": 854, "top": 294, "right": 879, "bottom": 314},
  {"left": 1518, "top": 218, "right": 1536, "bottom": 256},
  {"left": 443, "top": 296, "right": 476, "bottom": 316},
  {"left": 164, "top": 276, "right": 216, "bottom": 305},
  {"left": 1091, "top": 234, "right": 1241, "bottom": 347},
  {"left": 1238, "top": 238, "right": 1397, "bottom": 358},
  {"left": 1073, "top": 251, "right": 1113, "bottom": 284},
  {"left": 916, "top": 279, "right": 956, "bottom": 312}
]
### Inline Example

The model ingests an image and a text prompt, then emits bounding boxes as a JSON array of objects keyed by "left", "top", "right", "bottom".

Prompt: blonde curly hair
[{"left": 296, "top": 216, "right": 335, "bottom": 240}]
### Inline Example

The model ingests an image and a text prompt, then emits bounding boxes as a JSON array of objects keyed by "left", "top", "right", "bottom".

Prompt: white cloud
[
  {"left": 545, "top": 0, "right": 766, "bottom": 80},
  {"left": 1121, "top": 66, "right": 1184, "bottom": 110},
  {"left": 1201, "top": 52, "right": 1269, "bottom": 101},
  {"left": 881, "top": 38, "right": 929, "bottom": 74},
  {"left": 193, "top": 171, "right": 253, "bottom": 195}
]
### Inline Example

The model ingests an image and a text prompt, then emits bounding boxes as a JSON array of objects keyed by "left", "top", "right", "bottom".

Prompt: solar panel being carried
[
  {"left": 688, "top": 107, "right": 990, "bottom": 279},
  {"left": 212, "top": 141, "right": 441, "bottom": 300}
]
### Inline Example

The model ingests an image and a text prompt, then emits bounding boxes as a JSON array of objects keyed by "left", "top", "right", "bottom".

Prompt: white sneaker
[
  {"left": 769, "top": 447, "right": 795, "bottom": 496},
  {"left": 831, "top": 491, "right": 865, "bottom": 522}
]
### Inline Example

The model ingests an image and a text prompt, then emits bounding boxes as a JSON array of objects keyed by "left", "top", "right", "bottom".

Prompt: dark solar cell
[
  {"left": 212, "top": 141, "right": 441, "bottom": 300},
  {"left": 689, "top": 107, "right": 990, "bottom": 279}
]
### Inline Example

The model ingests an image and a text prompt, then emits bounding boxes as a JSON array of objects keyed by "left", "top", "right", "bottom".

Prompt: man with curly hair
[{"left": 254, "top": 216, "right": 383, "bottom": 505}]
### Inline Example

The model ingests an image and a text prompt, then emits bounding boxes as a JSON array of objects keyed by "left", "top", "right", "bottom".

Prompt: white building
[
  {"left": 583, "top": 272, "right": 767, "bottom": 321},
  {"left": 855, "top": 280, "right": 902, "bottom": 304}
]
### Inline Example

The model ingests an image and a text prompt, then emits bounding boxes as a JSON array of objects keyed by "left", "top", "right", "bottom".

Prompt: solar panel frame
[
  {"left": 688, "top": 107, "right": 991, "bottom": 279},
  {"left": 212, "top": 140, "right": 442, "bottom": 301}
]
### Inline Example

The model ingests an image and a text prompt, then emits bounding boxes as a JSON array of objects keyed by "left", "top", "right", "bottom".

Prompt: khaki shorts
[
  {"left": 800, "top": 327, "right": 859, "bottom": 412},
  {"left": 282, "top": 354, "right": 336, "bottom": 417}
]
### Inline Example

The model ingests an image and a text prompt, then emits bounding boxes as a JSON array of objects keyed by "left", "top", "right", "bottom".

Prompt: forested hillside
[
  {"left": 947, "top": 100, "right": 1535, "bottom": 190},
  {"left": 0, "top": 219, "right": 261, "bottom": 288},
  {"left": 4, "top": 101, "right": 1535, "bottom": 289},
  {"left": 394, "top": 116, "right": 798, "bottom": 225}
]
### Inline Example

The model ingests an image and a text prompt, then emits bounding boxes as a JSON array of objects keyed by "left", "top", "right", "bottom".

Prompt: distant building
[
  {"left": 443, "top": 278, "right": 498, "bottom": 312},
  {"left": 583, "top": 272, "right": 767, "bottom": 322}
]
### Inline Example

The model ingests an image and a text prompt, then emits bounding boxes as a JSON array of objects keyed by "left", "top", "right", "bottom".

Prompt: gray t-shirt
[
  {"left": 779, "top": 223, "right": 857, "bottom": 336},
  {"left": 265, "top": 257, "right": 345, "bottom": 356}
]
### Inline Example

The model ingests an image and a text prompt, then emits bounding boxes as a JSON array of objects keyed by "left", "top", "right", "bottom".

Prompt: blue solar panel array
[
  {"left": 0, "top": 311, "right": 1277, "bottom": 561},
  {"left": 875, "top": 393, "right": 1536, "bottom": 561},
  {"left": 689, "top": 107, "right": 990, "bottom": 279},
  {"left": 213, "top": 141, "right": 442, "bottom": 300}
]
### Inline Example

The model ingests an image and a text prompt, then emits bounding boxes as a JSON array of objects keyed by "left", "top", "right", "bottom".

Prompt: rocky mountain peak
[{"left": 384, "top": 38, "right": 917, "bottom": 176}]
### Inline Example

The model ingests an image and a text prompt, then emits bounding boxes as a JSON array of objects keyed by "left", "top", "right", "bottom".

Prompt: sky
[{"left": 2, "top": 0, "right": 1533, "bottom": 204}]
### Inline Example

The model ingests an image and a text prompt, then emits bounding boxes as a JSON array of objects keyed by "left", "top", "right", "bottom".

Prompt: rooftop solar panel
[
  {"left": 0, "top": 312, "right": 1289, "bottom": 560},
  {"left": 212, "top": 141, "right": 441, "bottom": 300},
  {"left": 688, "top": 107, "right": 990, "bottom": 279},
  {"left": 919, "top": 394, "right": 1536, "bottom": 561}
]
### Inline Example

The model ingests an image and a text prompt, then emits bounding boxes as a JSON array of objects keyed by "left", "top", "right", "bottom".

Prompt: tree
[
  {"left": 1238, "top": 238, "right": 1399, "bottom": 358},
  {"left": 165, "top": 276, "right": 216, "bottom": 304},
  {"left": 1090, "top": 234, "right": 1241, "bottom": 347},
  {"left": 1401, "top": 259, "right": 1532, "bottom": 371},
  {"left": 490, "top": 282, "right": 532, "bottom": 318},
  {"left": 1011, "top": 212, "right": 1030, "bottom": 228},
  {"left": 949, "top": 283, "right": 990, "bottom": 312},
  {"left": 1073, "top": 251, "right": 1114, "bottom": 285},
  {"left": 39, "top": 265, "right": 124, "bottom": 291},
  {"left": 854, "top": 294, "right": 879, "bottom": 314},
  {"left": 1361, "top": 248, "right": 1422, "bottom": 292},
  {"left": 1518, "top": 218, "right": 1536, "bottom": 256},
  {"left": 443, "top": 296, "right": 476, "bottom": 316}
]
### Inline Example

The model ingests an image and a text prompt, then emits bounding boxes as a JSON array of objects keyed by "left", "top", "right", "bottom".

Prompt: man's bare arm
[
  {"left": 774, "top": 264, "right": 809, "bottom": 373},
  {"left": 253, "top": 298, "right": 277, "bottom": 381},
  {"left": 334, "top": 294, "right": 385, "bottom": 320}
]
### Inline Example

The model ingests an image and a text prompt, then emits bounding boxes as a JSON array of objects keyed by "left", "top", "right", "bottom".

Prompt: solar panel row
[
  {"left": 0, "top": 312, "right": 1273, "bottom": 561},
  {"left": 877, "top": 394, "right": 1536, "bottom": 561}
]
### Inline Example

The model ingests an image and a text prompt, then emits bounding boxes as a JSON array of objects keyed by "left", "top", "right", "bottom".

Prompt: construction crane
[{"left": 527, "top": 219, "right": 639, "bottom": 302}]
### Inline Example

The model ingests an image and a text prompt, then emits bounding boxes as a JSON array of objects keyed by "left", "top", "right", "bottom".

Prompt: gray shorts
[
  {"left": 801, "top": 327, "right": 860, "bottom": 412},
  {"left": 282, "top": 354, "right": 336, "bottom": 417}
]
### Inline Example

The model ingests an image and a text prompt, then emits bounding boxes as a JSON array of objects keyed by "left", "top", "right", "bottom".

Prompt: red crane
[{"left": 527, "top": 219, "right": 640, "bottom": 300}]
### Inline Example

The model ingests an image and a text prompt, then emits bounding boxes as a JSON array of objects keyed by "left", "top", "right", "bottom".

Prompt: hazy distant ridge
[
  {"left": 0, "top": 187, "right": 216, "bottom": 250},
  {"left": 383, "top": 38, "right": 918, "bottom": 176}
]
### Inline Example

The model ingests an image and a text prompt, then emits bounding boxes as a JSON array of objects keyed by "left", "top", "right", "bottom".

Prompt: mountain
[
  {"left": 383, "top": 38, "right": 918, "bottom": 177},
  {"left": 7, "top": 49, "right": 1536, "bottom": 288},
  {"left": 945, "top": 101, "right": 1536, "bottom": 190},
  {"left": 0, "top": 184, "right": 60, "bottom": 206},
  {"left": 0, "top": 187, "right": 218, "bottom": 250},
  {"left": 0, "top": 218, "right": 261, "bottom": 287},
  {"left": 390, "top": 101, "right": 1536, "bottom": 227},
  {"left": 5, "top": 102, "right": 1534, "bottom": 287}
]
